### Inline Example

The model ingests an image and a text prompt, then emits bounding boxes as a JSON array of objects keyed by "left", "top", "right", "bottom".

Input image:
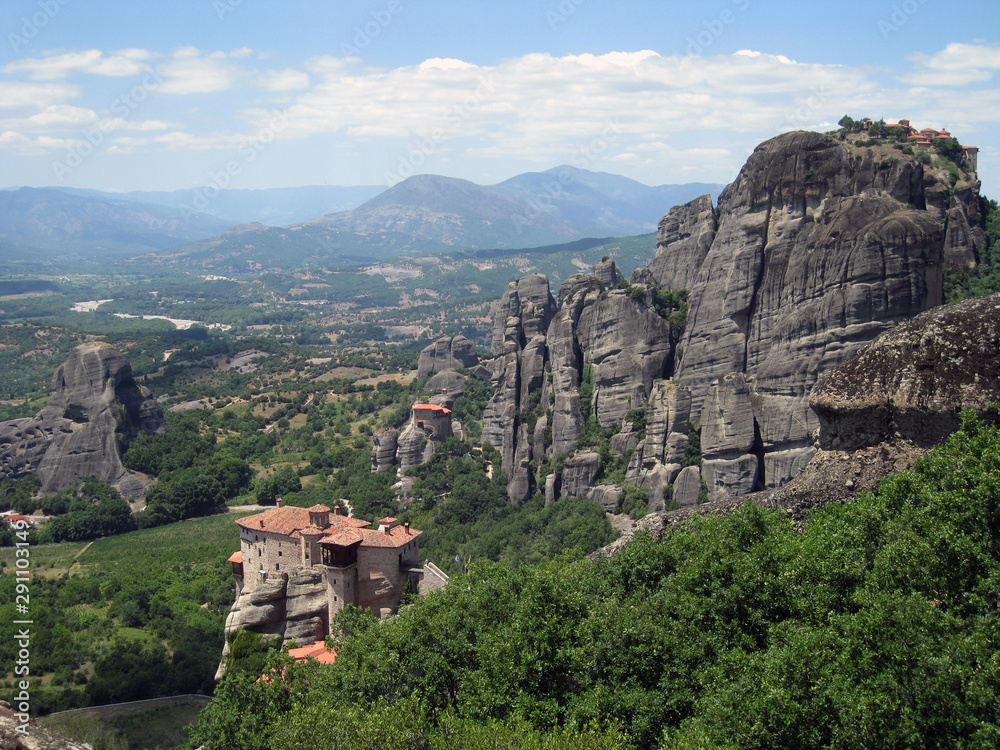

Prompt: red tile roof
[
  {"left": 412, "top": 403, "right": 452, "bottom": 414},
  {"left": 320, "top": 529, "right": 364, "bottom": 546},
  {"left": 356, "top": 524, "right": 422, "bottom": 548},
  {"left": 228, "top": 551, "right": 243, "bottom": 564},
  {"left": 288, "top": 640, "right": 337, "bottom": 664},
  {"left": 237, "top": 506, "right": 420, "bottom": 549}
]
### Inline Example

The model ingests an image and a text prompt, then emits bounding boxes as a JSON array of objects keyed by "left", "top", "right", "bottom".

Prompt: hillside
[{"left": 0, "top": 188, "right": 231, "bottom": 265}]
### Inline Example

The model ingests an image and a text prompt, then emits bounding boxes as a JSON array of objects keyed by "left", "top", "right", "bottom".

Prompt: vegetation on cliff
[{"left": 190, "top": 413, "right": 1000, "bottom": 749}]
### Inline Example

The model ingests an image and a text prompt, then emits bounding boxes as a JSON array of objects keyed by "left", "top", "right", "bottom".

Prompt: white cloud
[
  {"left": 157, "top": 47, "right": 241, "bottom": 94},
  {"left": 0, "top": 130, "right": 83, "bottom": 155},
  {"left": 259, "top": 68, "right": 310, "bottom": 91},
  {"left": 2, "top": 49, "right": 155, "bottom": 80},
  {"left": 901, "top": 43, "right": 1000, "bottom": 86},
  {"left": 0, "top": 81, "right": 79, "bottom": 112},
  {"left": 2, "top": 44, "right": 999, "bottom": 187}
]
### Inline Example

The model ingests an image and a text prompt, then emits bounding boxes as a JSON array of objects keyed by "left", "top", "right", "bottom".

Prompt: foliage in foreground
[{"left": 189, "top": 413, "right": 1000, "bottom": 750}]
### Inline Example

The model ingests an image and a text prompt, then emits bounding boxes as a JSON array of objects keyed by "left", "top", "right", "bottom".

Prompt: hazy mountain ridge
[
  {"left": 54, "top": 184, "right": 385, "bottom": 226},
  {"left": 3, "top": 168, "right": 722, "bottom": 273},
  {"left": 0, "top": 187, "right": 231, "bottom": 261}
]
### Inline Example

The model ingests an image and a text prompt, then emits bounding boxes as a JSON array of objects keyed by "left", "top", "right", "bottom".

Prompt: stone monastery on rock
[{"left": 234, "top": 501, "right": 422, "bottom": 620}]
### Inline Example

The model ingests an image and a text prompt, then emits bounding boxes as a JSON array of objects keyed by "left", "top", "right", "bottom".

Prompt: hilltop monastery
[{"left": 231, "top": 502, "right": 423, "bottom": 619}]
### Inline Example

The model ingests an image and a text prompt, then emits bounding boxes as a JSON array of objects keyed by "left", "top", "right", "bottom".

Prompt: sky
[{"left": 1, "top": 0, "right": 998, "bottom": 195}]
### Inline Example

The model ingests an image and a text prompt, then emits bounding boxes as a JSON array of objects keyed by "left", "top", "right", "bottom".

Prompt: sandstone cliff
[
  {"left": 480, "top": 131, "right": 982, "bottom": 509},
  {"left": 373, "top": 336, "right": 478, "bottom": 475},
  {"left": 596, "top": 291, "right": 1000, "bottom": 556},
  {"left": 0, "top": 343, "right": 167, "bottom": 498}
]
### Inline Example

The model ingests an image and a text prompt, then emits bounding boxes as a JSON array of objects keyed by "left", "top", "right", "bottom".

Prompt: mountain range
[{"left": 2, "top": 168, "right": 724, "bottom": 272}]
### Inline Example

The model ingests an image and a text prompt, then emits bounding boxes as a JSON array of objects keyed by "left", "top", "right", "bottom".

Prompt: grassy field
[{"left": 0, "top": 510, "right": 252, "bottom": 574}]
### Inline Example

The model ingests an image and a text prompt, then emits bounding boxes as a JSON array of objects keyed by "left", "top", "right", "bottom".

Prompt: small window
[
  {"left": 278, "top": 550, "right": 283, "bottom": 557},
  {"left": 276, "top": 563, "right": 280, "bottom": 571}
]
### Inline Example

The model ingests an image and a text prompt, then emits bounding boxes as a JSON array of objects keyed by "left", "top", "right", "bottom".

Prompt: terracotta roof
[
  {"left": 412, "top": 403, "right": 452, "bottom": 414},
  {"left": 299, "top": 525, "right": 326, "bottom": 536},
  {"left": 238, "top": 506, "right": 421, "bottom": 548},
  {"left": 236, "top": 506, "right": 312, "bottom": 536},
  {"left": 288, "top": 640, "right": 337, "bottom": 664},
  {"left": 308, "top": 504, "right": 330, "bottom": 513},
  {"left": 228, "top": 551, "right": 243, "bottom": 564},
  {"left": 320, "top": 529, "right": 364, "bottom": 546},
  {"left": 357, "top": 525, "right": 422, "bottom": 548}
]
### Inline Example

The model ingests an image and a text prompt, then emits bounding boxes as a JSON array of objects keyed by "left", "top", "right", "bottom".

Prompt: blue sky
[{"left": 2, "top": 0, "right": 998, "bottom": 195}]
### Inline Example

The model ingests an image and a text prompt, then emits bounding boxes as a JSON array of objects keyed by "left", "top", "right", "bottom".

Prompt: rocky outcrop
[
  {"left": 0, "top": 343, "right": 166, "bottom": 498},
  {"left": 370, "top": 429, "right": 399, "bottom": 473},
  {"left": 674, "top": 131, "right": 980, "bottom": 494},
  {"left": 595, "top": 290, "right": 1000, "bottom": 556},
  {"left": 217, "top": 569, "right": 329, "bottom": 678},
  {"left": 417, "top": 335, "right": 479, "bottom": 379},
  {"left": 0, "top": 704, "right": 94, "bottom": 750},
  {"left": 810, "top": 292, "right": 1000, "bottom": 450},
  {"left": 377, "top": 338, "right": 476, "bottom": 476},
  {"left": 637, "top": 193, "right": 716, "bottom": 292},
  {"left": 480, "top": 130, "right": 982, "bottom": 510}
]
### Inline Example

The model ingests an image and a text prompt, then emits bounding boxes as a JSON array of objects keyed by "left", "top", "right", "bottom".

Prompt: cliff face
[
  {"left": 0, "top": 343, "right": 167, "bottom": 497},
  {"left": 372, "top": 336, "right": 478, "bottom": 476},
  {"left": 481, "top": 131, "right": 982, "bottom": 507},
  {"left": 597, "top": 291, "right": 1000, "bottom": 557}
]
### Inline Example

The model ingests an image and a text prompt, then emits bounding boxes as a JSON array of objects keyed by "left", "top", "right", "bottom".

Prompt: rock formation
[
  {"left": 811, "top": 292, "right": 1000, "bottom": 450},
  {"left": 216, "top": 567, "right": 330, "bottom": 679},
  {"left": 595, "top": 291, "right": 1000, "bottom": 556},
  {"left": 374, "top": 335, "right": 481, "bottom": 476},
  {"left": 0, "top": 342, "right": 167, "bottom": 497},
  {"left": 480, "top": 130, "right": 982, "bottom": 510},
  {"left": 416, "top": 335, "right": 480, "bottom": 379}
]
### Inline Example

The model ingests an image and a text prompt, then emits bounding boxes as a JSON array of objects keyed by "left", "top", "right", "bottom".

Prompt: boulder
[
  {"left": 588, "top": 484, "right": 623, "bottom": 512},
  {"left": 671, "top": 465, "right": 702, "bottom": 507},
  {"left": 416, "top": 335, "right": 479, "bottom": 378},
  {"left": 370, "top": 430, "right": 398, "bottom": 473},
  {"left": 811, "top": 293, "right": 1000, "bottom": 450},
  {"left": 0, "top": 342, "right": 167, "bottom": 498},
  {"left": 425, "top": 370, "right": 466, "bottom": 400}
]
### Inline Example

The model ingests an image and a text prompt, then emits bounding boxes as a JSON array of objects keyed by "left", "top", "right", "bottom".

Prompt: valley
[{"left": 2, "top": 125, "right": 1000, "bottom": 750}]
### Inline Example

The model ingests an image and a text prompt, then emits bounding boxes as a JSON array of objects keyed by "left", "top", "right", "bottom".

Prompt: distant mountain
[
  {"left": 143, "top": 169, "right": 723, "bottom": 273},
  {"left": 0, "top": 187, "right": 231, "bottom": 263},
  {"left": 311, "top": 174, "right": 582, "bottom": 249},
  {"left": 56, "top": 184, "right": 385, "bottom": 226},
  {"left": 494, "top": 166, "right": 724, "bottom": 236}
]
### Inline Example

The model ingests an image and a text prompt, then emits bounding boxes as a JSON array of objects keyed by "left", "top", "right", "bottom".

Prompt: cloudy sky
[{"left": 2, "top": 0, "right": 998, "bottom": 194}]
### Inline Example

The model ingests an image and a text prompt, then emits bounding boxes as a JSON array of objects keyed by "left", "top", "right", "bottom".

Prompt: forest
[{"left": 189, "top": 414, "right": 1000, "bottom": 750}]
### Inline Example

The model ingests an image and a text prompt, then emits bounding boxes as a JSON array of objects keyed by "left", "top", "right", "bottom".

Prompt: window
[
  {"left": 278, "top": 550, "right": 283, "bottom": 557},
  {"left": 276, "top": 563, "right": 280, "bottom": 571}
]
